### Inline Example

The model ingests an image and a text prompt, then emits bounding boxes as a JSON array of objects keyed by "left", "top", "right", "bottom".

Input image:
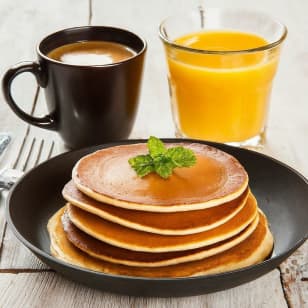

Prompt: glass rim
[{"left": 159, "top": 8, "right": 288, "bottom": 55}]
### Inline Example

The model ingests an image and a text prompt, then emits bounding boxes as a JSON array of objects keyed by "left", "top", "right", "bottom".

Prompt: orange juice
[{"left": 166, "top": 31, "right": 280, "bottom": 143}]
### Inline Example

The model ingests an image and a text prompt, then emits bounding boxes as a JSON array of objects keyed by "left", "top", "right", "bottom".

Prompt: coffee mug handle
[{"left": 2, "top": 62, "right": 56, "bottom": 130}]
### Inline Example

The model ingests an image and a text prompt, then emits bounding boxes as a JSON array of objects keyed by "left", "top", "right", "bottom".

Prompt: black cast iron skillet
[{"left": 6, "top": 139, "right": 308, "bottom": 297}]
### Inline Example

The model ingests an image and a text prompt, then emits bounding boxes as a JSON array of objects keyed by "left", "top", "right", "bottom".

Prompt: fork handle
[
  {"left": 0, "top": 168, "right": 24, "bottom": 190},
  {"left": 0, "top": 177, "right": 14, "bottom": 190},
  {"left": 2, "top": 62, "right": 57, "bottom": 130}
]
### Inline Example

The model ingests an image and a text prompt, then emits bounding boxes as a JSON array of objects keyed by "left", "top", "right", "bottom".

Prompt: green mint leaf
[
  {"left": 128, "top": 137, "right": 197, "bottom": 179},
  {"left": 147, "top": 136, "right": 166, "bottom": 158},
  {"left": 128, "top": 154, "right": 154, "bottom": 177},
  {"left": 153, "top": 155, "right": 175, "bottom": 179},
  {"left": 166, "top": 146, "right": 197, "bottom": 167}
]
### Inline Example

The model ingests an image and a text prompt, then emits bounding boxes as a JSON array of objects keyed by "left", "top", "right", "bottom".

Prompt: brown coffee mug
[{"left": 2, "top": 26, "right": 146, "bottom": 149}]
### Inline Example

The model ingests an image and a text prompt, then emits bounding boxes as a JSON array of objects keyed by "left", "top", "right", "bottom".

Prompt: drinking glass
[{"left": 159, "top": 8, "right": 287, "bottom": 147}]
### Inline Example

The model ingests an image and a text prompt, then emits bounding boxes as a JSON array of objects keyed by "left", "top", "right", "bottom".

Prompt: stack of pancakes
[{"left": 48, "top": 143, "right": 273, "bottom": 277}]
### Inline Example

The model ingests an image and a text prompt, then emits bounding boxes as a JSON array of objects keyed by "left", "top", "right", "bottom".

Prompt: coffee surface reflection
[{"left": 48, "top": 41, "right": 136, "bottom": 65}]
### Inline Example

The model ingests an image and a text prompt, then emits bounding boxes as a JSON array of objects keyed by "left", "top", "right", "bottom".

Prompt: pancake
[
  {"left": 63, "top": 181, "right": 249, "bottom": 235},
  {"left": 62, "top": 209, "right": 259, "bottom": 267},
  {"left": 72, "top": 143, "right": 248, "bottom": 212},
  {"left": 48, "top": 208, "right": 273, "bottom": 277},
  {"left": 66, "top": 192, "right": 258, "bottom": 252}
]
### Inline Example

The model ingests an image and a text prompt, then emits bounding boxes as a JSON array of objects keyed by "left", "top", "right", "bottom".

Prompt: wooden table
[{"left": 0, "top": 1, "right": 307, "bottom": 307}]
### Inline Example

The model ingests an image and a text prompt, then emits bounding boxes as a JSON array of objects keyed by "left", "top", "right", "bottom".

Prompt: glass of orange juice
[{"left": 159, "top": 8, "right": 287, "bottom": 147}]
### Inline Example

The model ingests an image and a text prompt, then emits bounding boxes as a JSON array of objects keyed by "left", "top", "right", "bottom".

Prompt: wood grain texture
[
  {"left": 0, "top": 0, "right": 87, "bottom": 141},
  {"left": 0, "top": 196, "right": 7, "bottom": 258},
  {"left": 0, "top": 270, "right": 287, "bottom": 308},
  {"left": 0, "top": 0, "right": 85, "bottom": 273},
  {"left": 0, "top": 226, "right": 48, "bottom": 270},
  {"left": 0, "top": 0, "right": 307, "bottom": 306},
  {"left": 0, "top": 91, "right": 60, "bottom": 270},
  {"left": 280, "top": 241, "right": 308, "bottom": 308},
  {"left": 0, "top": 0, "right": 85, "bottom": 269}
]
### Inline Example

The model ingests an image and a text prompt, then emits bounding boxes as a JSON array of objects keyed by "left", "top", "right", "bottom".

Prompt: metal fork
[
  {"left": 0, "top": 136, "right": 55, "bottom": 191},
  {"left": 0, "top": 86, "right": 55, "bottom": 191}
]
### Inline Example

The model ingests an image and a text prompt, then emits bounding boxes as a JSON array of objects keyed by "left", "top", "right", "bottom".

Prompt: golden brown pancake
[
  {"left": 62, "top": 209, "right": 259, "bottom": 267},
  {"left": 63, "top": 181, "right": 249, "bottom": 235},
  {"left": 48, "top": 208, "right": 273, "bottom": 277},
  {"left": 66, "top": 192, "right": 258, "bottom": 252},
  {"left": 72, "top": 143, "right": 248, "bottom": 212}
]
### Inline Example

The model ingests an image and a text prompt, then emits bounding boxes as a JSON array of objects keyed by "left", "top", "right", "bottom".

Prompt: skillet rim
[{"left": 5, "top": 138, "right": 308, "bottom": 283}]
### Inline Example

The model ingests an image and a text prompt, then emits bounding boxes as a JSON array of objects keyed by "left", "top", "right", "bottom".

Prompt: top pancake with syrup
[{"left": 72, "top": 143, "right": 248, "bottom": 212}]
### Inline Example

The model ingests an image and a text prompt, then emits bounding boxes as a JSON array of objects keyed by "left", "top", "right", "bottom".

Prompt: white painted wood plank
[
  {"left": 0, "top": 0, "right": 86, "bottom": 269},
  {"left": 0, "top": 270, "right": 287, "bottom": 308},
  {"left": 0, "top": 226, "right": 48, "bottom": 270},
  {"left": 0, "top": 194, "right": 7, "bottom": 253},
  {"left": 0, "top": 0, "right": 87, "bottom": 167},
  {"left": 280, "top": 240, "right": 308, "bottom": 308},
  {"left": 0, "top": 0, "right": 306, "bottom": 306},
  {"left": 0, "top": 128, "right": 61, "bottom": 270}
]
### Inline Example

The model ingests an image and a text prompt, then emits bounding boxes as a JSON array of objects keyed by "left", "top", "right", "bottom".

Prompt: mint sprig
[{"left": 128, "top": 136, "right": 196, "bottom": 179}]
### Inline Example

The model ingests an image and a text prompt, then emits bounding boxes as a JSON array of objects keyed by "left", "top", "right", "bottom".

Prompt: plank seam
[
  {"left": 0, "top": 269, "right": 54, "bottom": 274},
  {"left": 0, "top": 223, "right": 8, "bottom": 262},
  {"left": 88, "top": 0, "right": 92, "bottom": 25}
]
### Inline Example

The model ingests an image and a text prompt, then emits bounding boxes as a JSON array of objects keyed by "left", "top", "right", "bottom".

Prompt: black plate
[{"left": 6, "top": 139, "right": 308, "bottom": 297}]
